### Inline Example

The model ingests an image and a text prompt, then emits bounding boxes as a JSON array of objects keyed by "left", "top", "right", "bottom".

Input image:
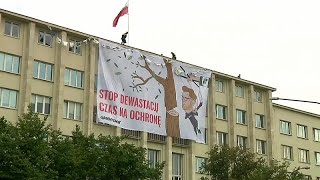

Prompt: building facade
[{"left": 0, "top": 9, "right": 319, "bottom": 179}]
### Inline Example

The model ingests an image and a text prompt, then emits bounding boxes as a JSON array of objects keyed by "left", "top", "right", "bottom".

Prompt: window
[
  {"left": 235, "top": 84, "right": 244, "bottom": 98},
  {"left": 0, "top": 52, "right": 20, "bottom": 74},
  {"left": 314, "top": 128, "right": 320, "bottom": 142},
  {"left": 255, "top": 114, "right": 265, "bottom": 128},
  {"left": 38, "top": 31, "right": 53, "bottom": 46},
  {"left": 65, "top": 68, "right": 83, "bottom": 88},
  {"left": 31, "top": 94, "right": 51, "bottom": 114},
  {"left": 0, "top": 88, "right": 17, "bottom": 108},
  {"left": 280, "top": 120, "right": 291, "bottom": 135},
  {"left": 298, "top": 149, "right": 309, "bottom": 163},
  {"left": 148, "top": 149, "right": 160, "bottom": 168},
  {"left": 196, "top": 157, "right": 206, "bottom": 173},
  {"left": 256, "top": 140, "right": 267, "bottom": 155},
  {"left": 217, "top": 131, "right": 228, "bottom": 145},
  {"left": 236, "top": 109, "right": 246, "bottom": 124},
  {"left": 237, "top": 135, "right": 247, "bottom": 149},
  {"left": 94, "top": 74, "right": 98, "bottom": 91},
  {"left": 255, "top": 90, "right": 262, "bottom": 102},
  {"left": 4, "top": 21, "right": 19, "bottom": 38},
  {"left": 315, "top": 152, "right": 320, "bottom": 165},
  {"left": 33, "top": 60, "right": 53, "bottom": 81},
  {"left": 63, "top": 101, "right": 82, "bottom": 120},
  {"left": 216, "top": 104, "right": 227, "bottom": 120},
  {"left": 297, "top": 125, "right": 308, "bottom": 139},
  {"left": 215, "top": 80, "right": 224, "bottom": 92},
  {"left": 282, "top": 145, "right": 293, "bottom": 160},
  {"left": 69, "top": 40, "right": 82, "bottom": 54},
  {"left": 172, "top": 153, "right": 182, "bottom": 180}
]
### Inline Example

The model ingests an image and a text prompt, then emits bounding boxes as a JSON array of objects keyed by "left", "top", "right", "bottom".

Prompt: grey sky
[{"left": 2, "top": 0, "right": 320, "bottom": 114}]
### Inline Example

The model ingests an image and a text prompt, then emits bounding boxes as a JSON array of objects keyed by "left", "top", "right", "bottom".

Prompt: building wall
[{"left": 0, "top": 9, "right": 319, "bottom": 179}]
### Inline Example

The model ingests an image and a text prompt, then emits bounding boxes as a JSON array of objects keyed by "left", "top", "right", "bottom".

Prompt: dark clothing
[{"left": 185, "top": 111, "right": 200, "bottom": 135}]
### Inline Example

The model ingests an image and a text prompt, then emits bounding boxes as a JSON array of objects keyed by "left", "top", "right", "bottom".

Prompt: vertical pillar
[
  {"left": 83, "top": 41, "right": 96, "bottom": 135},
  {"left": 208, "top": 73, "right": 216, "bottom": 148},
  {"left": 140, "top": 132, "right": 148, "bottom": 149},
  {"left": 165, "top": 136, "right": 172, "bottom": 180},
  {"left": 248, "top": 85, "right": 255, "bottom": 151},
  {"left": 265, "top": 90, "right": 275, "bottom": 161},
  {"left": 188, "top": 141, "right": 195, "bottom": 180},
  {"left": 52, "top": 31, "right": 67, "bottom": 130},
  {"left": 228, "top": 80, "right": 235, "bottom": 147},
  {"left": 19, "top": 22, "right": 35, "bottom": 115}
]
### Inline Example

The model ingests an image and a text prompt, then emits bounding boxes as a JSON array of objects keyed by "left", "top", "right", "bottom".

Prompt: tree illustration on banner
[{"left": 130, "top": 55, "right": 180, "bottom": 137}]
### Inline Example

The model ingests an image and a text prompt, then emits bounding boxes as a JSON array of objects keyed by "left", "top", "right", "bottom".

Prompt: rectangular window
[
  {"left": 38, "top": 31, "right": 53, "bottom": 46},
  {"left": 0, "top": 88, "right": 17, "bottom": 109},
  {"left": 315, "top": 152, "right": 320, "bottom": 166},
  {"left": 236, "top": 109, "right": 246, "bottom": 124},
  {"left": 0, "top": 52, "right": 20, "bottom": 74},
  {"left": 255, "top": 114, "right": 265, "bottom": 129},
  {"left": 4, "top": 21, "right": 20, "bottom": 38},
  {"left": 69, "top": 40, "right": 82, "bottom": 54},
  {"left": 63, "top": 101, "right": 82, "bottom": 120},
  {"left": 33, "top": 60, "right": 53, "bottom": 81},
  {"left": 237, "top": 135, "right": 247, "bottom": 149},
  {"left": 216, "top": 104, "right": 227, "bottom": 120},
  {"left": 297, "top": 124, "right": 308, "bottom": 139},
  {"left": 148, "top": 149, "right": 160, "bottom": 168},
  {"left": 235, "top": 84, "right": 244, "bottom": 98},
  {"left": 31, "top": 94, "right": 51, "bottom": 114},
  {"left": 172, "top": 153, "right": 182, "bottom": 180},
  {"left": 314, "top": 128, "right": 320, "bottom": 142},
  {"left": 215, "top": 80, "right": 224, "bottom": 92},
  {"left": 256, "top": 139, "right": 267, "bottom": 155},
  {"left": 217, "top": 131, "right": 228, "bottom": 145},
  {"left": 255, "top": 90, "right": 262, "bottom": 102},
  {"left": 282, "top": 145, "right": 293, "bottom": 160},
  {"left": 65, "top": 68, "right": 83, "bottom": 88},
  {"left": 298, "top": 149, "right": 309, "bottom": 163},
  {"left": 280, "top": 120, "right": 291, "bottom": 135},
  {"left": 196, "top": 157, "right": 206, "bottom": 173}
]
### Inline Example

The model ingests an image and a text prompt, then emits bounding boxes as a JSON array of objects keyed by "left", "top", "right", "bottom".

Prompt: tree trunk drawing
[{"left": 132, "top": 57, "right": 180, "bottom": 138}]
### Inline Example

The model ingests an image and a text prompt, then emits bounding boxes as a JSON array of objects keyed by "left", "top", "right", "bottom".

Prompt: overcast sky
[{"left": 2, "top": 0, "right": 320, "bottom": 114}]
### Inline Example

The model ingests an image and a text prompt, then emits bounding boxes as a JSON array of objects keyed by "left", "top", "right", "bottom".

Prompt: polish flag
[{"left": 113, "top": 2, "right": 129, "bottom": 27}]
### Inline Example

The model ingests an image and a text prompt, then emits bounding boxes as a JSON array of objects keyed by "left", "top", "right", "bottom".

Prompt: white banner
[{"left": 97, "top": 40, "right": 211, "bottom": 143}]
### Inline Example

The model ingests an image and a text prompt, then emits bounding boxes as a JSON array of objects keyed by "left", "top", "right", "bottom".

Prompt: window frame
[
  {"left": 314, "top": 128, "right": 320, "bottom": 142},
  {"left": 254, "top": 90, "right": 262, "bottom": 102},
  {"left": 172, "top": 153, "right": 183, "bottom": 180},
  {"left": 217, "top": 131, "right": 228, "bottom": 146},
  {"left": 215, "top": 79, "right": 224, "bottom": 93},
  {"left": 297, "top": 124, "right": 308, "bottom": 139},
  {"left": 64, "top": 68, "right": 84, "bottom": 88},
  {"left": 33, "top": 60, "right": 53, "bottom": 81},
  {"left": 38, "top": 30, "right": 53, "bottom": 47},
  {"left": 235, "top": 84, "right": 244, "bottom": 98},
  {"left": 255, "top": 114, "right": 265, "bottom": 129},
  {"left": 282, "top": 145, "right": 293, "bottom": 160},
  {"left": 256, "top": 139, "right": 267, "bottom": 155},
  {"left": 148, "top": 149, "right": 160, "bottom": 169},
  {"left": 236, "top": 109, "right": 247, "bottom": 125},
  {"left": 0, "top": 52, "right": 21, "bottom": 74},
  {"left": 63, "top": 100, "right": 82, "bottom": 120},
  {"left": 280, "top": 120, "right": 292, "bottom": 135},
  {"left": 216, "top": 104, "right": 227, "bottom": 120},
  {"left": 195, "top": 157, "right": 207, "bottom": 173},
  {"left": 0, "top": 88, "right": 18, "bottom": 109},
  {"left": 298, "top": 148, "right": 310, "bottom": 163},
  {"left": 68, "top": 39, "right": 82, "bottom": 55},
  {"left": 315, "top": 151, "right": 320, "bottom": 166},
  {"left": 237, "top": 135, "right": 247, "bottom": 149},
  {"left": 31, "top": 94, "right": 51, "bottom": 115},
  {"left": 4, "top": 20, "right": 20, "bottom": 38}
]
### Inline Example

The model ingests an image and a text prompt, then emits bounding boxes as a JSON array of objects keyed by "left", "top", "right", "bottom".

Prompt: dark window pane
[
  {"left": 31, "top": 95, "right": 36, "bottom": 112},
  {"left": 38, "top": 32, "right": 44, "bottom": 44},
  {"left": 5, "top": 55, "right": 13, "bottom": 72},
  {"left": 12, "top": 56, "right": 20, "bottom": 73},
  {"left": 45, "top": 34, "right": 52, "bottom": 46},
  {"left": 12, "top": 24, "right": 19, "bottom": 38},
  {"left": 44, "top": 97, "right": 50, "bottom": 114},
  {"left": 33, "top": 61, "right": 39, "bottom": 78},
  {"left": 4, "top": 22, "right": 11, "bottom": 36},
  {"left": 0, "top": 53, "right": 4, "bottom": 71},
  {"left": 46, "top": 64, "right": 52, "bottom": 81},
  {"left": 39, "top": 62, "right": 46, "bottom": 79},
  {"left": 37, "top": 96, "right": 43, "bottom": 113}
]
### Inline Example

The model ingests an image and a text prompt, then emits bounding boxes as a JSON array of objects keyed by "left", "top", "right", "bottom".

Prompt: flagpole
[{"left": 127, "top": 0, "right": 130, "bottom": 44}]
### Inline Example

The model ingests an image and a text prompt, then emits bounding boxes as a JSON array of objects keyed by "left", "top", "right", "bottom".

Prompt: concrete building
[{"left": 0, "top": 9, "right": 319, "bottom": 179}]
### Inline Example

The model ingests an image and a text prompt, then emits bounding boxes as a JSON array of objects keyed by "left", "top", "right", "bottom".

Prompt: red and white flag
[{"left": 113, "top": 2, "right": 129, "bottom": 27}]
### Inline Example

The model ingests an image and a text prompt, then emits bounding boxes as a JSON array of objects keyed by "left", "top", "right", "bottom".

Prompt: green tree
[
  {"left": 201, "top": 145, "right": 306, "bottom": 180},
  {"left": 0, "top": 108, "right": 164, "bottom": 180}
]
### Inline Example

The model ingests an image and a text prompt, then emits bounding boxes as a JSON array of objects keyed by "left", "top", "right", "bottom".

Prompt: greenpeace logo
[{"left": 100, "top": 116, "right": 121, "bottom": 124}]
